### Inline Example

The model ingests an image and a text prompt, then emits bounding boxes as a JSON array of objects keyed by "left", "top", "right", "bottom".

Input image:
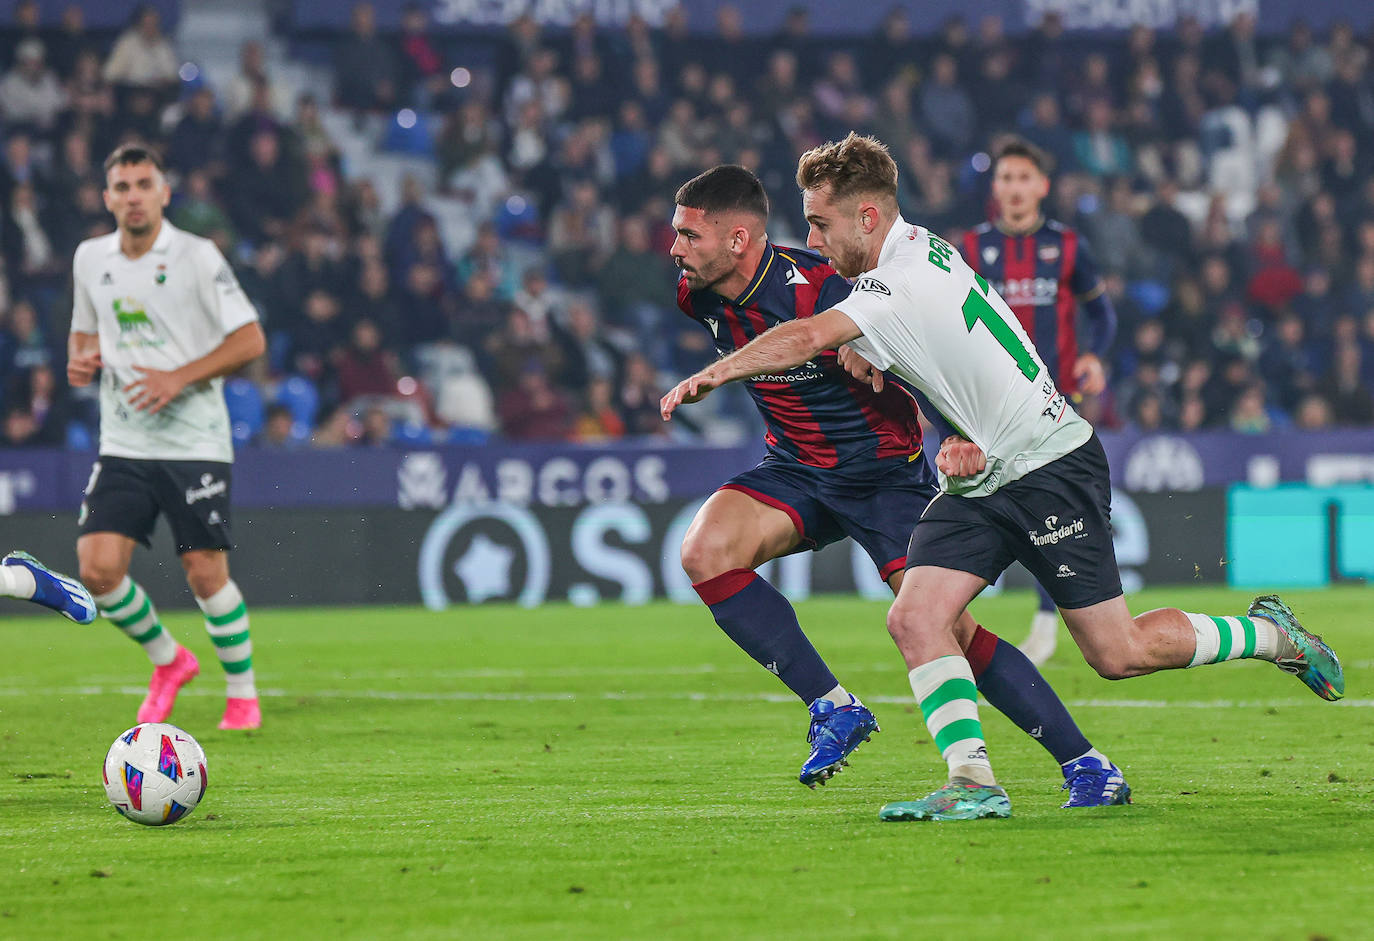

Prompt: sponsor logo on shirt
[
  {"left": 113, "top": 298, "right": 165, "bottom": 348},
  {"left": 992, "top": 276, "right": 1059, "bottom": 307}
]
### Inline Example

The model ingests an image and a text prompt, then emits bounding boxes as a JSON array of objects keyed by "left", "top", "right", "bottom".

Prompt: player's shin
[
  {"left": 94, "top": 576, "right": 178, "bottom": 665},
  {"left": 967, "top": 624, "right": 1094, "bottom": 765},
  {"left": 197, "top": 579, "right": 256, "bottom": 699},
  {"left": 910, "top": 655, "right": 994, "bottom": 785},
  {"left": 692, "top": 568, "right": 838, "bottom": 704}
]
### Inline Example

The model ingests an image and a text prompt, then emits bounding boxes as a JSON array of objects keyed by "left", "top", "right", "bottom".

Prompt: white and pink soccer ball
[{"left": 102, "top": 722, "right": 208, "bottom": 825}]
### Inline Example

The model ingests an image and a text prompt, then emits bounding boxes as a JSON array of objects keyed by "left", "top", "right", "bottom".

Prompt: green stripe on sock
[
  {"left": 918, "top": 677, "right": 978, "bottom": 720},
  {"left": 1238, "top": 616, "right": 1257, "bottom": 659},
  {"left": 221, "top": 657, "right": 253, "bottom": 674},
  {"left": 934, "top": 717, "right": 984, "bottom": 754},
  {"left": 129, "top": 623, "right": 164, "bottom": 644},
  {"left": 1209, "top": 616, "right": 1233, "bottom": 664},
  {"left": 206, "top": 603, "right": 247, "bottom": 627},
  {"left": 211, "top": 629, "right": 250, "bottom": 648},
  {"left": 111, "top": 597, "right": 152, "bottom": 629},
  {"left": 103, "top": 581, "right": 138, "bottom": 612}
]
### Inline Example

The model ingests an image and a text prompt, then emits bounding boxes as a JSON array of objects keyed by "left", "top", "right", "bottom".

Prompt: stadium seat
[
  {"left": 446, "top": 426, "right": 491, "bottom": 446},
  {"left": 1127, "top": 280, "right": 1171, "bottom": 316},
  {"left": 224, "top": 378, "right": 265, "bottom": 445},
  {"left": 276, "top": 375, "right": 320, "bottom": 428},
  {"left": 65, "top": 421, "right": 94, "bottom": 451},
  {"left": 392, "top": 421, "right": 433, "bottom": 446}
]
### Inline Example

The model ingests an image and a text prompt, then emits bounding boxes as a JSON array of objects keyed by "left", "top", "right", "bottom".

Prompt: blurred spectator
[
  {"left": 336, "top": 318, "right": 400, "bottom": 404},
  {"left": 616, "top": 352, "right": 666, "bottom": 437},
  {"left": 226, "top": 41, "right": 291, "bottom": 121},
  {"left": 0, "top": 39, "right": 65, "bottom": 133},
  {"left": 227, "top": 130, "right": 308, "bottom": 243},
  {"left": 167, "top": 88, "right": 224, "bottom": 178},
  {"left": 334, "top": 2, "right": 397, "bottom": 112},
  {"left": 260, "top": 403, "right": 297, "bottom": 447},
  {"left": 103, "top": 5, "right": 178, "bottom": 94},
  {"left": 1320, "top": 343, "right": 1374, "bottom": 424},
  {"left": 920, "top": 53, "right": 975, "bottom": 158},
  {"left": 571, "top": 376, "right": 626, "bottom": 441},
  {"left": 496, "top": 363, "right": 571, "bottom": 440}
]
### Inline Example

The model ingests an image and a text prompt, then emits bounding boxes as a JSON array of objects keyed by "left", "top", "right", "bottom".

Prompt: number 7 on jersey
[{"left": 962, "top": 273, "right": 1039, "bottom": 382}]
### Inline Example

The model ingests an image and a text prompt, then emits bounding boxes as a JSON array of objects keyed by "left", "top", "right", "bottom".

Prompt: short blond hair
[{"left": 795, "top": 132, "right": 898, "bottom": 205}]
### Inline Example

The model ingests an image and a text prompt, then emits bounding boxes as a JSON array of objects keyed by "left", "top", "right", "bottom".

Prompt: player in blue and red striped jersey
[
  {"left": 670, "top": 165, "right": 1126, "bottom": 804},
  {"left": 961, "top": 138, "right": 1118, "bottom": 666}
]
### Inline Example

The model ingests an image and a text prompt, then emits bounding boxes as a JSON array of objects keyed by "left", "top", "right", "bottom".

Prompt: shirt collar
[
  {"left": 732, "top": 240, "right": 776, "bottom": 307},
  {"left": 107, "top": 219, "right": 176, "bottom": 256},
  {"left": 875, "top": 214, "right": 911, "bottom": 269}
]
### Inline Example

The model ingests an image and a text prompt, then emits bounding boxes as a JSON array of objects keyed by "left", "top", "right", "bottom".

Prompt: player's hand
[
  {"left": 1073, "top": 353, "right": 1106, "bottom": 397},
  {"left": 660, "top": 369, "right": 720, "bottom": 421},
  {"left": 124, "top": 365, "right": 188, "bottom": 414},
  {"left": 67, "top": 351, "right": 102, "bottom": 387},
  {"left": 838, "top": 344, "right": 883, "bottom": 392},
  {"left": 936, "top": 435, "right": 986, "bottom": 478}
]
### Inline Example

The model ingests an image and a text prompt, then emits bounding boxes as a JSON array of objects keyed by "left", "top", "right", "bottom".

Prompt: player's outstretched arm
[
  {"left": 660, "top": 309, "right": 863, "bottom": 421},
  {"left": 125, "top": 322, "right": 267, "bottom": 413}
]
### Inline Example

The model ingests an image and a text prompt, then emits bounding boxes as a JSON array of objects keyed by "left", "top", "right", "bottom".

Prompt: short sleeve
[
  {"left": 197, "top": 241, "right": 259, "bottom": 333},
  {"left": 70, "top": 245, "right": 98, "bottom": 333},
  {"left": 827, "top": 267, "right": 905, "bottom": 370}
]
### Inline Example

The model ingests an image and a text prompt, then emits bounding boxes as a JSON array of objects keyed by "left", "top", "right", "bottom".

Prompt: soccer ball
[{"left": 102, "top": 723, "right": 208, "bottom": 825}]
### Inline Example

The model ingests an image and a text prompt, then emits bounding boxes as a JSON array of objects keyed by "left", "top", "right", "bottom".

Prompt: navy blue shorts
[{"left": 721, "top": 455, "right": 938, "bottom": 581}]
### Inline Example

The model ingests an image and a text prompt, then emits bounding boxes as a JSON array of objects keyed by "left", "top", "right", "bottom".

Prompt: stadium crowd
[{"left": 2, "top": 1, "right": 1374, "bottom": 448}]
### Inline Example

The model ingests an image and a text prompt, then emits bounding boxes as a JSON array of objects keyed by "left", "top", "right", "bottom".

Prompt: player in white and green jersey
[
  {"left": 67, "top": 143, "right": 267, "bottom": 731},
  {"left": 660, "top": 133, "right": 1344, "bottom": 821}
]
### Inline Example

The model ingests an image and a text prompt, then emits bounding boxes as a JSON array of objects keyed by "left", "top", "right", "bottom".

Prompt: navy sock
[
  {"left": 694, "top": 568, "right": 837, "bottom": 704},
  {"left": 1035, "top": 580, "right": 1056, "bottom": 612},
  {"left": 966, "top": 624, "right": 1091, "bottom": 766}
]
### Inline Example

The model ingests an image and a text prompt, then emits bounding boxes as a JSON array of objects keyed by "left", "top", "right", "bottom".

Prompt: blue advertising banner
[
  {"left": 5, "top": 430, "right": 1374, "bottom": 516},
  {"left": 288, "top": 0, "right": 1373, "bottom": 35}
]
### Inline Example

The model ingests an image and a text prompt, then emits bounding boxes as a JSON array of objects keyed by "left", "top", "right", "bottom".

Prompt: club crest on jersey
[
  {"left": 981, "top": 246, "right": 999, "bottom": 265},
  {"left": 155, "top": 263, "right": 167, "bottom": 284},
  {"left": 853, "top": 277, "right": 890, "bottom": 295},
  {"left": 1037, "top": 243, "right": 1061, "bottom": 262}
]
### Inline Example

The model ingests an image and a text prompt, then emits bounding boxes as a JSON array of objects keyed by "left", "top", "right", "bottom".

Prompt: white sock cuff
[
  {"left": 92, "top": 576, "right": 134, "bottom": 609},
  {"left": 1184, "top": 612, "right": 1218, "bottom": 667},
  {"left": 197, "top": 579, "right": 243, "bottom": 617},
  {"left": 0, "top": 563, "right": 35, "bottom": 598},
  {"left": 908, "top": 655, "right": 975, "bottom": 703}
]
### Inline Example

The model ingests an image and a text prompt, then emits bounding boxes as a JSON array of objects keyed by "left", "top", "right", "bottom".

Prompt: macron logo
[{"left": 785, "top": 265, "right": 806, "bottom": 286}]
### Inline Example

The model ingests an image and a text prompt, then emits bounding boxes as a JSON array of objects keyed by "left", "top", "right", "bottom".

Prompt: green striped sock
[
  {"left": 94, "top": 577, "right": 177, "bottom": 666},
  {"left": 909, "top": 655, "right": 994, "bottom": 784},
  {"left": 197, "top": 579, "right": 256, "bottom": 698},
  {"left": 1184, "top": 612, "right": 1280, "bottom": 666}
]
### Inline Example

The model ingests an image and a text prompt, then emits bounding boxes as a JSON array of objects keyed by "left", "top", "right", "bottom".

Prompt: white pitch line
[{"left": 0, "top": 685, "right": 1369, "bottom": 709}]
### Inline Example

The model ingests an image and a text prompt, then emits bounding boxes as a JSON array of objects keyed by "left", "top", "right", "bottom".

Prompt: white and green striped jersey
[
  {"left": 71, "top": 221, "right": 259, "bottom": 463},
  {"left": 830, "top": 216, "right": 1093, "bottom": 496}
]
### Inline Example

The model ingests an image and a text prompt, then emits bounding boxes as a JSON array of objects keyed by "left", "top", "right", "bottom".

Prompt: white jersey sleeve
[
  {"left": 194, "top": 241, "right": 259, "bottom": 334},
  {"left": 71, "top": 242, "right": 98, "bottom": 333}
]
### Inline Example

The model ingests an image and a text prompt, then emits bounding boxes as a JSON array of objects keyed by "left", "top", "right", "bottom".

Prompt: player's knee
[
  {"left": 679, "top": 530, "right": 738, "bottom": 583},
  {"left": 78, "top": 560, "right": 125, "bottom": 597},
  {"left": 181, "top": 554, "right": 228, "bottom": 600},
  {"left": 1083, "top": 648, "right": 1134, "bottom": 681}
]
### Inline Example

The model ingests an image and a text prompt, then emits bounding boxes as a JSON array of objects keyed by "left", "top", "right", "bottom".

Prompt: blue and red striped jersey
[
  {"left": 677, "top": 241, "right": 923, "bottom": 474},
  {"left": 961, "top": 218, "right": 1103, "bottom": 395}
]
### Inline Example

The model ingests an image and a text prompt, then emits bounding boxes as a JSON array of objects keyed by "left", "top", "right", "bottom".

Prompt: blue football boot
[
  {"left": 3, "top": 551, "right": 97, "bottom": 624},
  {"left": 799, "top": 696, "right": 879, "bottom": 788},
  {"left": 1060, "top": 755, "right": 1132, "bottom": 808}
]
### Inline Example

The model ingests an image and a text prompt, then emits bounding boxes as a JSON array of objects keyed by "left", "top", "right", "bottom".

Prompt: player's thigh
[
  {"left": 155, "top": 461, "right": 234, "bottom": 557},
  {"left": 827, "top": 460, "right": 935, "bottom": 586},
  {"left": 680, "top": 487, "right": 803, "bottom": 581},
  {"left": 76, "top": 531, "right": 138, "bottom": 594},
  {"left": 905, "top": 492, "right": 1018, "bottom": 588},
  {"left": 999, "top": 439, "right": 1122, "bottom": 611},
  {"left": 78, "top": 457, "right": 161, "bottom": 550}
]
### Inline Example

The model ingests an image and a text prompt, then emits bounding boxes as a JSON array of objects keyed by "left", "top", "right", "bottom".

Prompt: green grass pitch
[{"left": 1, "top": 586, "right": 1371, "bottom": 940}]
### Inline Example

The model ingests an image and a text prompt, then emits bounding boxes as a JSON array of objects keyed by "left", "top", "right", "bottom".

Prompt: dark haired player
[
  {"left": 68, "top": 144, "right": 266, "bottom": 730},
  {"left": 670, "top": 164, "right": 1128, "bottom": 805},
  {"left": 961, "top": 138, "right": 1118, "bottom": 666}
]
